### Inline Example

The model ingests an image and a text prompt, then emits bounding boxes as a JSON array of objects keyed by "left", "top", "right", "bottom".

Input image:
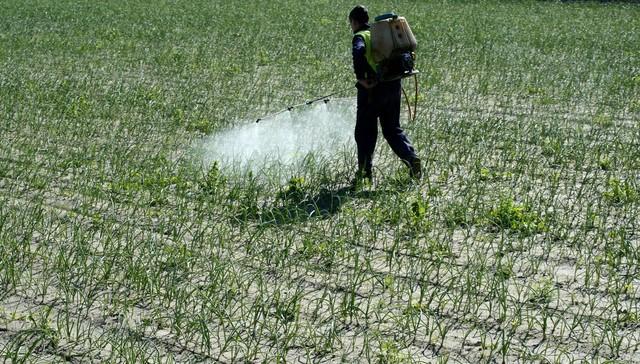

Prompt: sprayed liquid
[{"left": 200, "top": 98, "right": 356, "bottom": 175}]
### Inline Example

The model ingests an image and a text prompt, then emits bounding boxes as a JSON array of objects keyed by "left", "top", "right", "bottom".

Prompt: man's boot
[
  {"left": 351, "top": 168, "right": 373, "bottom": 189},
  {"left": 409, "top": 157, "right": 422, "bottom": 179}
]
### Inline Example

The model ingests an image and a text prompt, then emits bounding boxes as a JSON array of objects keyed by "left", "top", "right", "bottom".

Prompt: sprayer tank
[{"left": 371, "top": 16, "right": 417, "bottom": 63}]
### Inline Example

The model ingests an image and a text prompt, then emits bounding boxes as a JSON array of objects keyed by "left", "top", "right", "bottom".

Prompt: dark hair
[{"left": 349, "top": 5, "right": 369, "bottom": 24}]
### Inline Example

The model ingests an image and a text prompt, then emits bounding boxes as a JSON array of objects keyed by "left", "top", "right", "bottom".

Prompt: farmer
[{"left": 349, "top": 5, "right": 421, "bottom": 185}]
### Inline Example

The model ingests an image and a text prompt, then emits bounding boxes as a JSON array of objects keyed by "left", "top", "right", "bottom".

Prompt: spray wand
[{"left": 255, "top": 87, "right": 352, "bottom": 123}]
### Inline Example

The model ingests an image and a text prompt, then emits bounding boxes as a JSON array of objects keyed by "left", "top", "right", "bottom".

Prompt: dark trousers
[{"left": 355, "top": 80, "right": 417, "bottom": 177}]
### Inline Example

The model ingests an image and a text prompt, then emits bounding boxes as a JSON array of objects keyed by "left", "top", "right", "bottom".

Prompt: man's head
[{"left": 349, "top": 5, "right": 369, "bottom": 32}]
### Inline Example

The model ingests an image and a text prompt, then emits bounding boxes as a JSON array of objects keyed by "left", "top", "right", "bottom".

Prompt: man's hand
[{"left": 358, "top": 79, "right": 378, "bottom": 89}]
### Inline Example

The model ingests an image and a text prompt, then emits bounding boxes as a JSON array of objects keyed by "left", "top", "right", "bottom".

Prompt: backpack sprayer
[
  {"left": 372, "top": 12, "right": 419, "bottom": 122},
  {"left": 256, "top": 12, "right": 419, "bottom": 124}
]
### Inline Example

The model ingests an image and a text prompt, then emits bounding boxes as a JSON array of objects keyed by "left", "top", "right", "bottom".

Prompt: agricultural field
[{"left": 1, "top": 0, "right": 639, "bottom": 362}]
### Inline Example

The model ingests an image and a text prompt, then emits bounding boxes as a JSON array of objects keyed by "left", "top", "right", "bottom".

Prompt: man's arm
[{"left": 352, "top": 35, "right": 377, "bottom": 89}]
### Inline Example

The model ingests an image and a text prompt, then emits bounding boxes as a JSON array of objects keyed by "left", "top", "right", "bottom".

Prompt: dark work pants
[{"left": 355, "top": 80, "right": 417, "bottom": 177}]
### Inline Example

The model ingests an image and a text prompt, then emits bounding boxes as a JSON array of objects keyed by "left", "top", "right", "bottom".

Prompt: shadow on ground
[{"left": 258, "top": 186, "right": 384, "bottom": 225}]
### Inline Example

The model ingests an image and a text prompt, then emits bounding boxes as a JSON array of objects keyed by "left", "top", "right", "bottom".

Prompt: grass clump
[
  {"left": 602, "top": 177, "right": 638, "bottom": 205},
  {"left": 527, "top": 277, "right": 555, "bottom": 305},
  {"left": 443, "top": 201, "right": 474, "bottom": 228},
  {"left": 276, "top": 176, "right": 308, "bottom": 204},
  {"left": 199, "top": 162, "right": 226, "bottom": 197},
  {"left": 487, "top": 197, "right": 546, "bottom": 235}
]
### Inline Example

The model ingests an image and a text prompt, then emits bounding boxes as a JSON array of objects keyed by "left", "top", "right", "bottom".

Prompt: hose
[{"left": 401, "top": 73, "right": 419, "bottom": 123}]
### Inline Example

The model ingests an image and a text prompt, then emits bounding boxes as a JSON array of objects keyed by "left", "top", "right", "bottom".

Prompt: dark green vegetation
[{"left": 1, "top": 0, "right": 639, "bottom": 362}]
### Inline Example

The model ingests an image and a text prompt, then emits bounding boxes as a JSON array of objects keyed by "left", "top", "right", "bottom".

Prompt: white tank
[{"left": 371, "top": 16, "right": 417, "bottom": 63}]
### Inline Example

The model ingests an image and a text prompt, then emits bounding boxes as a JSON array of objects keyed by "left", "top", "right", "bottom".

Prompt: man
[{"left": 349, "top": 5, "right": 421, "bottom": 185}]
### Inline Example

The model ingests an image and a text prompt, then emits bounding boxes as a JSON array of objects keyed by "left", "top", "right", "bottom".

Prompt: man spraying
[{"left": 349, "top": 5, "right": 421, "bottom": 185}]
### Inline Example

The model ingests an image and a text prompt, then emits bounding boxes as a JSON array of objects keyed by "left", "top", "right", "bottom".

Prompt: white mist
[{"left": 200, "top": 98, "right": 356, "bottom": 175}]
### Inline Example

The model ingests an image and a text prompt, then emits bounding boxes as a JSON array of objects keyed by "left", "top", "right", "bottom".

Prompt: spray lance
[{"left": 255, "top": 87, "right": 352, "bottom": 123}]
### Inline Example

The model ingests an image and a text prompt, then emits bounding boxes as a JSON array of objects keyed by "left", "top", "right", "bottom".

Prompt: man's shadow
[{"left": 258, "top": 186, "right": 383, "bottom": 225}]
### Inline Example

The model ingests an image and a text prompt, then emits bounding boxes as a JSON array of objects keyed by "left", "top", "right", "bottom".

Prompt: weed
[
  {"left": 188, "top": 118, "right": 214, "bottom": 134},
  {"left": 276, "top": 176, "right": 308, "bottom": 204},
  {"left": 594, "top": 113, "right": 614, "bottom": 128},
  {"left": 528, "top": 277, "right": 555, "bottom": 305},
  {"left": 377, "top": 340, "right": 410, "bottom": 364},
  {"left": 487, "top": 197, "right": 546, "bottom": 235},
  {"left": 443, "top": 201, "right": 473, "bottom": 228},
  {"left": 199, "top": 162, "right": 226, "bottom": 196},
  {"left": 603, "top": 177, "right": 638, "bottom": 205}
]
